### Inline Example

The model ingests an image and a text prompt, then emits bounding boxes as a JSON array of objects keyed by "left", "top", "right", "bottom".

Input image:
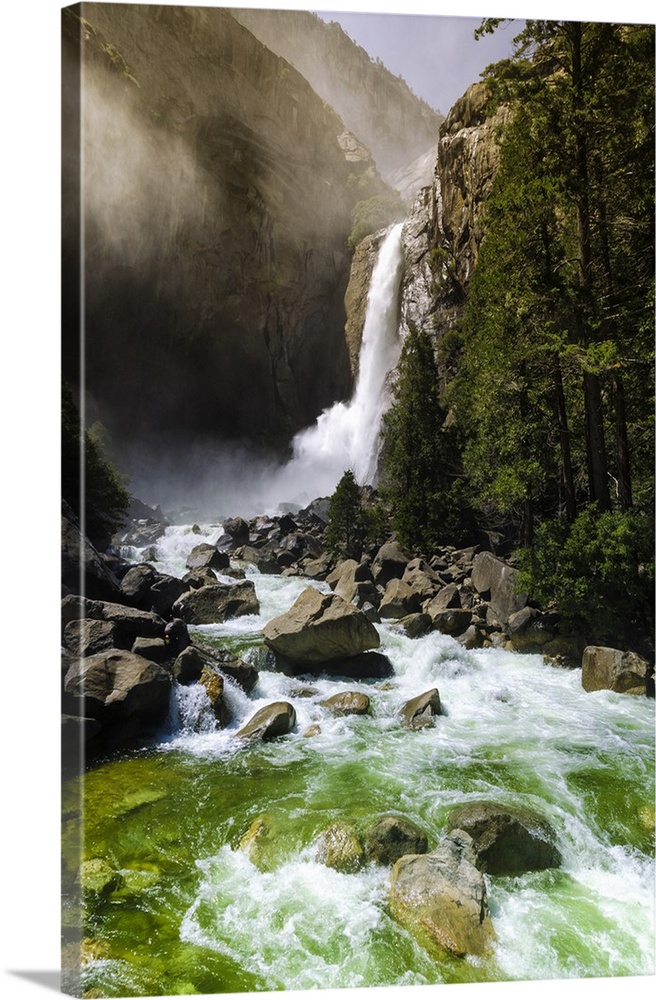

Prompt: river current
[{"left": 63, "top": 522, "right": 655, "bottom": 998}]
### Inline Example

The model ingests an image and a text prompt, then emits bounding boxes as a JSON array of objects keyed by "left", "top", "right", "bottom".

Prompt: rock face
[
  {"left": 436, "top": 82, "right": 509, "bottom": 293},
  {"left": 62, "top": 3, "right": 391, "bottom": 458},
  {"left": 390, "top": 830, "right": 495, "bottom": 957},
  {"left": 231, "top": 8, "right": 442, "bottom": 181},
  {"left": 581, "top": 646, "right": 653, "bottom": 696},
  {"left": 262, "top": 587, "right": 380, "bottom": 665},
  {"left": 446, "top": 801, "right": 561, "bottom": 875}
]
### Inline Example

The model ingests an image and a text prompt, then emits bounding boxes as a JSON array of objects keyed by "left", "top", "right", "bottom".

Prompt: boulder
[
  {"left": 262, "top": 587, "right": 380, "bottom": 664},
  {"left": 163, "top": 618, "right": 191, "bottom": 655},
  {"left": 236, "top": 701, "right": 296, "bottom": 742},
  {"left": 446, "top": 800, "right": 561, "bottom": 875},
  {"left": 425, "top": 583, "right": 461, "bottom": 615},
  {"left": 182, "top": 567, "right": 218, "bottom": 589},
  {"left": 61, "top": 596, "right": 167, "bottom": 645},
  {"left": 399, "top": 688, "right": 441, "bottom": 729},
  {"left": 172, "top": 646, "right": 204, "bottom": 685},
  {"left": 581, "top": 645, "right": 652, "bottom": 696},
  {"left": 372, "top": 540, "right": 410, "bottom": 587},
  {"left": 61, "top": 510, "right": 122, "bottom": 602},
  {"left": 401, "top": 559, "right": 440, "bottom": 602},
  {"left": 457, "top": 624, "right": 486, "bottom": 650},
  {"left": 379, "top": 579, "right": 423, "bottom": 619},
  {"left": 365, "top": 815, "right": 428, "bottom": 865},
  {"left": 431, "top": 609, "right": 472, "bottom": 637},
  {"left": 120, "top": 563, "right": 160, "bottom": 608},
  {"left": 222, "top": 517, "right": 250, "bottom": 546},
  {"left": 186, "top": 543, "right": 230, "bottom": 572},
  {"left": 302, "top": 553, "right": 333, "bottom": 580},
  {"left": 63, "top": 618, "right": 119, "bottom": 657},
  {"left": 320, "top": 691, "right": 370, "bottom": 716},
  {"left": 172, "top": 581, "right": 260, "bottom": 624},
  {"left": 131, "top": 636, "right": 169, "bottom": 663},
  {"left": 148, "top": 575, "right": 189, "bottom": 618},
  {"left": 235, "top": 545, "right": 281, "bottom": 575},
  {"left": 315, "top": 651, "right": 394, "bottom": 680},
  {"left": 389, "top": 829, "right": 495, "bottom": 957},
  {"left": 316, "top": 821, "right": 364, "bottom": 873},
  {"left": 63, "top": 649, "right": 172, "bottom": 735},
  {"left": 199, "top": 668, "right": 231, "bottom": 727},
  {"left": 507, "top": 607, "right": 559, "bottom": 652},
  {"left": 396, "top": 613, "right": 432, "bottom": 639},
  {"left": 470, "top": 551, "right": 526, "bottom": 625}
]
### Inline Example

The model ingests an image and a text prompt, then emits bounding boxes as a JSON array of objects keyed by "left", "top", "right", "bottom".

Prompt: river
[{"left": 62, "top": 522, "right": 655, "bottom": 997}]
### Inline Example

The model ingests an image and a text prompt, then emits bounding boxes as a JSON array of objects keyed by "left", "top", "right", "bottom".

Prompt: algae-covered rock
[
  {"left": 316, "top": 821, "right": 364, "bottom": 873},
  {"left": 389, "top": 829, "right": 495, "bottom": 957},
  {"left": 80, "top": 858, "right": 123, "bottom": 903},
  {"left": 446, "top": 800, "right": 561, "bottom": 875},
  {"left": 365, "top": 815, "right": 428, "bottom": 865}
]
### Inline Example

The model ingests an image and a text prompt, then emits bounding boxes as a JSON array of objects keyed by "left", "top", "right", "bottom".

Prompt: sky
[
  {"left": 313, "top": 10, "right": 522, "bottom": 115},
  {"left": 1, "top": 3, "right": 654, "bottom": 1000}
]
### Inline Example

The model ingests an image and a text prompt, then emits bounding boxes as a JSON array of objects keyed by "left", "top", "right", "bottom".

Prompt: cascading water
[
  {"left": 65, "top": 526, "right": 656, "bottom": 999},
  {"left": 268, "top": 222, "right": 405, "bottom": 504}
]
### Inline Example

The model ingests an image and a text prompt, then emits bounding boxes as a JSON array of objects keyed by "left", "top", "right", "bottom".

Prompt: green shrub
[
  {"left": 347, "top": 195, "right": 404, "bottom": 251},
  {"left": 517, "top": 504, "right": 654, "bottom": 645}
]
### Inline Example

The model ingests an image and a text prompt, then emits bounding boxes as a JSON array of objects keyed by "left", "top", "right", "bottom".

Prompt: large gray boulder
[
  {"left": 61, "top": 596, "right": 167, "bottom": 645},
  {"left": 320, "top": 691, "right": 370, "bottom": 716},
  {"left": 63, "top": 618, "right": 119, "bottom": 657},
  {"left": 236, "top": 701, "right": 296, "bottom": 742},
  {"left": 173, "top": 581, "right": 259, "bottom": 624},
  {"left": 507, "top": 607, "right": 559, "bottom": 652},
  {"left": 262, "top": 587, "right": 380, "bottom": 665},
  {"left": 581, "top": 645, "right": 652, "bottom": 696},
  {"left": 372, "top": 540, "right": 410, "bottom": 587},
  {"left": 446, "top": 800, "right": 561, "bottom": 875},
  {"left": 471, "top": 551, "right": 526, "bottom": 625},
  {"left": 389, "top": 830, "right": 495, "bottom": 957},
  {"left": 379, "top": 579, "right": 422, "bottom": 619},
  {"left": 63, "top": 649, "right": 172, "bottom": 739},
  {"left": 186, "top": 543, "right": 230, "bottom": 572}
]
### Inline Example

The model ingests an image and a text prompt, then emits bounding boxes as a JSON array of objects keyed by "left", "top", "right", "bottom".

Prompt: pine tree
[
  {"left": 381, "top": 326, "right": 467, "bottom": 552},
  {"left": 325, "top": 470, "right": 366, "bottom": 560}
]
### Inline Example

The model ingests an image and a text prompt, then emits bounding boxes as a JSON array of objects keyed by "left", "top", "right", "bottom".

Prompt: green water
[{"left": 62, "top": 568, "right": 654, "bottom": 997}]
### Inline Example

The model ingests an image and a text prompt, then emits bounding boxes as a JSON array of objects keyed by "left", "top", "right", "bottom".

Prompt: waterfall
[{"left": 268, "top": 222, "right": 405, "bottom": 505}]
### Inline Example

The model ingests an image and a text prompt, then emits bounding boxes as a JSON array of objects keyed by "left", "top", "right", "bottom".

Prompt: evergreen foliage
[
  {"left": 347, "top": 195, "right": 404, "bottom": 251},
  {"left": 380, "top": 326, "right": 468, "bottom": 552},
  {"left": 325, "top": 470, "right": 367, "bottom": 559},
  {"left": 62, "top": 382, "right": 131, "bottom": 550},
  {"left": 450, "top": 18, "right": 654, "bottom": 572},
  {"left": 517, "top": 504, "right": 654, "bottom": 646}
]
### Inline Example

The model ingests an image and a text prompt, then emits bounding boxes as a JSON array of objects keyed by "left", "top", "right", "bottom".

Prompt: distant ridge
[{"left": 231, "top": 8, "right": 443, "bottom": 180}]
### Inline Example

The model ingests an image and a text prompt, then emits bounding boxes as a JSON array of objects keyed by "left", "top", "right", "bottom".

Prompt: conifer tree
[
  {"left": 325, "top": 469, "right": 366, "bottom": 560},
  {"left": 381, "top": 326, "right": 466, "bottom": 552}
]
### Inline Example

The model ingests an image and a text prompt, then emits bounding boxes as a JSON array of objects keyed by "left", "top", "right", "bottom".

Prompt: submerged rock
[
  {"left": 365, "top": 815, "right": 428, "bottom": 865},
  {"left": 262, "top": 587, "right": 380, "bottom": 664},
  {"left": 446, "top": 800, "right": 561, "bottom": 875},
  {"left": 316, "top": 821, "right": 364, "bottom": 873},
  {"left": 389, "top": 829, "right": 495, "bottom": 957}
]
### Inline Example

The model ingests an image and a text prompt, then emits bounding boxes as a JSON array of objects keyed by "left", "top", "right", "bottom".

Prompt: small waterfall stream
[{"left": 269, "top": 222, "right": 405, "bottom": 503}]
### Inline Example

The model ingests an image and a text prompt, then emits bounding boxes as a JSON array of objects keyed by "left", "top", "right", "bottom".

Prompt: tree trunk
[
  {"left": 613, "top": 373, "right": 633, "bottom": 510},
  {"left": 552, "top": 356, "right": 577, "bottom": 520},
  {"left": 583, "top": 371, "right": 611, "bottom": 511}
]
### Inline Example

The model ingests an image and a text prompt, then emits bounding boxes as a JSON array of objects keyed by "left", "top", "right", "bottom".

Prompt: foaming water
[
  {"left": 73, "top": 544, "right": 655, "bottom": 995},
  {"left": 266, "top": 222, "right": 406, "bottom": 504}
]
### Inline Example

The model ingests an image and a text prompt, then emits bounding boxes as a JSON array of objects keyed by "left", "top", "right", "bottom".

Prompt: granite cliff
[
  {"left": 231, "top": 8, "right": 442, "bottom": 183},
  {"left": 62, "top": 3, "right": 397, "bottom": 456}
]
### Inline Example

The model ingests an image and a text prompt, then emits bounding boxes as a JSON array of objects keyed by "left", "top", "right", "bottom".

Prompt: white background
[{"left": 1, "top": 1, "right": 653, "bottom": 998}]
